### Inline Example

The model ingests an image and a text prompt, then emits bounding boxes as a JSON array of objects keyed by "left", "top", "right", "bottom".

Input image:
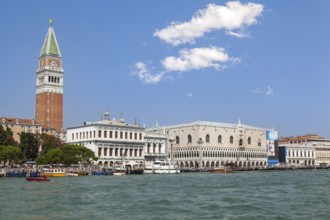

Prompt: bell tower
[{"left": 35, "top": 19, "right": 63, "bottom": 132}]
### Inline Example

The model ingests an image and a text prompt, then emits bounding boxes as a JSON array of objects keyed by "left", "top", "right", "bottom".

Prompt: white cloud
[
  {"left": 266, "top": 86, "right": 274, "bottom": 96},
  {"left": 153, "top": 1, "right": 263, "bottom": 46},
  {"left": 162, "top": 47, "right": 238, "bottom": 72},
  {"left": 187, "top": 92, "right": 193, "bottom": 98},
  {"left": 253, "top": 86, "right": 274, "bottom": 96},
  {"left": 133, "top": 62, "right": 165, "bottom": 84},
  {"left": 133, "top": 47, "right": 239, "bottom": 84}
]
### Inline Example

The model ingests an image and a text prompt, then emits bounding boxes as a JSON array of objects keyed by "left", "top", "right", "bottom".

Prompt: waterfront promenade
[{"left": 1, "top": 164, "right": 329, "bottom": 177}]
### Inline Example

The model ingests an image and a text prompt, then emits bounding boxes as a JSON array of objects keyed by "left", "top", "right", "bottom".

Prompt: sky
[{"left": 0, "top": 0, "right": 330, "bottom": 138}]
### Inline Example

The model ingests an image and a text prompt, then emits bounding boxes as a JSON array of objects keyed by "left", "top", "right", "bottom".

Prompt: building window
[
  {"left": 159, "top": 144, "right": 161, "bottom": 154},
  {"left": 120, "top": 132, "right": 123, "bottom": 139},
  {"left": 139, "top": 133, "right": 142, "bottom": 140},
  {"left": 125, "top": 132, "right": 128, "bottom": 139},
  {"left": 72, "top": 134, "right": 74, "bottom": 140},
  {"left": 104, "top": 131, "right": 107, "bottom": 138},
  {"left": 130, "top": 132, "right": 132, "bottom": 139},
  {"left": 230, "top": 136, "right": 234, "bottom": 144},
  {"left": 98, "top": 130, "right": 102, "bottom": 138},
  {"left": 176, "top": 136, "right": 180, "bottom": 144},
  {"left": 110, "top": 131, "right": 113, "bottom": 138},
  {"left": 239, "top": 139, "right": 243, "bottom": 146},
  {"left": 188, "top": 135, "right": 192, "bottom": 143},
  {"left": 93, "top": 131, "right": 95, "bottom": 138},
  {"left": 218, "top": 135, "right": 222, "bottom": 143},
  {"left": 206, "top": 134, "right": 210, "bottom": 143},
  {"left": 140, "top": 149, "right": 142, "bottom": 157},
  {"left": 147, "top": 144, "right": 150, "bottom": 153},
  {"left": 135, "top": 133, "right": 137, "bottom": 140},
  {"left": 153, "top": 144, "right": 156, "bottom": 153},
  {"left": 98, "top": 148, "right": 102, "bottom": 157},
  {"left": 258, "top": 139, "right": 261, "bottom": 147},
  {"left": 115, "top": 148, "right": 118, "bottom": 156},
  {"left": 115, "top": 131, "right": 118, "bottom": 138},
  {"left": 130, "top": 149, "right": 133, "bottom": 156},
  {"left": 135, "top": 149, "right": 138, "bottom": 157},
  {"left": 248, "top": 137, "right": 251, "bottom": 145},
  {"left": 104, "top": 148, "right": 107, "bottom": 156},
  {"left": 110, "top": 148, "right": 113, "bottom": 156}
]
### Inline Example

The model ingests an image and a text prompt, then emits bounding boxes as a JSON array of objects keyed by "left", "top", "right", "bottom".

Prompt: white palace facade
[
  {"left": 150, "top": 120, "right": 273, "bottom": 169},
  {"left": 67, "top": 112, "right": 275, "bottom": 168},
  {"left": 66, "top": 111, "right": 167, "bottom": 166}
]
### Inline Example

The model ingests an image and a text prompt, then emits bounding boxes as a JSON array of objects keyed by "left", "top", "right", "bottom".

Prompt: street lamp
[{"left": 197, "top": 138, "right": 204, "bottom": 170}]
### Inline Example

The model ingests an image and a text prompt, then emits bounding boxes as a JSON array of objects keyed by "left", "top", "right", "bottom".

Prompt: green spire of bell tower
[{"left": 40, "top": 19, "right": 62, "bottom": 57}]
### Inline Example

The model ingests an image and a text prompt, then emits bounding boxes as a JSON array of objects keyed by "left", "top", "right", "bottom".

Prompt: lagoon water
[{"left": 1, "top": 170, "right": 330, "bottom": 220}]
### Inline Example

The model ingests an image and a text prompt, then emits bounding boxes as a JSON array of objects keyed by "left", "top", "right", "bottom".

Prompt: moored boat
[
  {"left": 112, "top": 160, "right": 144, "bottom": 175},
  {"left": 112, "top": 163, "right": 126, "bottom": 176},
  {"left": 42, "top": 168, "right": 65, "bottom": 177},
  {"left": 125, "top": 161, "right": 144, "bottom": 175},
  {"left": 144, "top": 159, "right": 180, "bottom": 174}
]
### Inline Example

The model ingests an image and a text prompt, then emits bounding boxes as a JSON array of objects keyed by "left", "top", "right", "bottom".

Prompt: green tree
[
  {"left": 80, "top": 147, "right": 98, "bottom": 165},
  {"left": 39, "top": 133, "right": 63, "bottom": 155},
  {"left": 44, "top": 149, "right": 64, "bottom": 165},
  {"left": 19, "top": 132, "right": 40, "bottom": 161},
  {"left": 36, "top": 155, "right": 48, "bottom": 165},
  {"left": 61, "top": 144, "right": 81, "bottom": 166},
  {"left": 0, "top": 126, "right": 17, "bottom": 146},
  {"left": 0, "top": 145, "right": 22, "bottom": 165},
  {"left": 61, "top": 144, "right": 97, "bottom": 166}
]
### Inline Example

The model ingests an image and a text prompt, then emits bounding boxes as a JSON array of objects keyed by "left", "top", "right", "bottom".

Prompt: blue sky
[{"left": 0, "top": 0, "right": 329, "bottom": 138}]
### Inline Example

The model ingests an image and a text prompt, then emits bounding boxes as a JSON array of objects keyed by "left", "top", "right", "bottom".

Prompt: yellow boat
[{"left": 42, "top": 168, "right": 65, "bottom": 177}]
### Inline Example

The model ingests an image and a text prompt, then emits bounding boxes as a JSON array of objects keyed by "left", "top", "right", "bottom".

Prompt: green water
[{"left": 1, "top": 170, "right": 330, "bottom": 220}]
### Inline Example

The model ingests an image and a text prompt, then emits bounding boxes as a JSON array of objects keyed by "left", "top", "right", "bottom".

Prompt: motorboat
[
  {"left": 26, "top": 176, "right": 52, "bottom": 182},
  {"left": 144, "top": 159, "right": 180, "bottom": 174}
]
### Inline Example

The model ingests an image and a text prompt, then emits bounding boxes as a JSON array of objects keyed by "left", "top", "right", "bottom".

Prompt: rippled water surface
[{"left": 1, "top": 170, "right": 330, "bottom": 219}]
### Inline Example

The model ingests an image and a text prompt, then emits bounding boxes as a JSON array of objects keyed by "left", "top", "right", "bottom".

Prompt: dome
[{"left": 104, "top": 110, "right": 110, "bottom": 121}]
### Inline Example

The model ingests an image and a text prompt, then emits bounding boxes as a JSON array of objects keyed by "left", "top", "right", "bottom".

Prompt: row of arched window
[
  {"left": 173, "top": 150, "right": 266, "bottom": 159},
  {"left": 176, "top": 135, "right": 261, "bottom": 146},
  {"left": 48, "top": 76, "right": 60, "bottom": 84},
  {"left": 147, "top": 143, "right": 162, "bottom": 154}
]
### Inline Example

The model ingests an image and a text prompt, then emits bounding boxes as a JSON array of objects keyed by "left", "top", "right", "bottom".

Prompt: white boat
[
  {"left": 144, "top": 159, "right": 180, "bottom": 174},
  {"left": 112, "top": 160, "right": 144, "bottom": 175},
  {"left": 112, "top": 163, "right": 125, "bottom": 176}
]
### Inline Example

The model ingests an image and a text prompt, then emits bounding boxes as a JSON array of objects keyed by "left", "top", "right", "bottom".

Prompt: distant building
[
  {"left": 144, "top": 128, "right": 168, "bottom": 162},
  {"left": 66, "top": 111, "right": 168, "bottom": 165},
  {"left": 279, "top": 134, "right": 330, "bottom": 166},
  {"left": 66, "top": 111, "right": 145, "bottom": 166},
  {"left": 0, "top": 117, "right": 42, "bottom": 143},
  {"left": 152, "top": 120, "right": 274, "bottom": 169},
  {"left": 35, "top": 19, "right": 64, "bottom": 133}
]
